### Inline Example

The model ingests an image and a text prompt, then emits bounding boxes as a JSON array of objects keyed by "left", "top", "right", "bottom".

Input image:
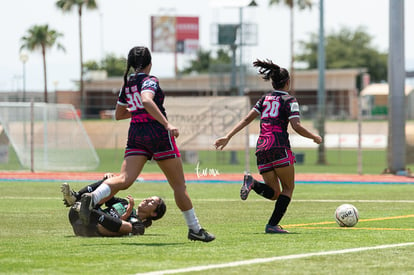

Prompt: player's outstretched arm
[
  {"left": 215, "top": 109, "right": 258, "bottom": 150},
  {"left": 289, "top": 117, "right": 322, "bottom": 144}
]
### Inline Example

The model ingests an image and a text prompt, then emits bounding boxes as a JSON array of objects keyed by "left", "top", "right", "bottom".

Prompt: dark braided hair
[
  {"left": 141, "top": 197, "right": 167, "bottom": 228},
  {"left": 122, "top": 46, "right": 152, "bottom": 88},
  {"left": 253, "top": 59, "right": 290, "bottom": 90}
]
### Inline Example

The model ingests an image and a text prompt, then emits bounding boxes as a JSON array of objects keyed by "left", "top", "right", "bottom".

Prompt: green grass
[
  {"left": 88, "top": 147, "right": 404, "bottom": 175},
  {"left": 0, "top": 146, "right": 396, "bottom": 174},
  {"left": 1, "top": 144, "right": 412, "bottom": 175},
  {"left": 1, "top": 180, "right": 414, "bottom": 274}
]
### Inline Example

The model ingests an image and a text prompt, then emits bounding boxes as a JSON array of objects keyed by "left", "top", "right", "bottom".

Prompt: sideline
[
  {"left": 135, "top": 242, "right": 414, "bottom": 275},
  {"left": 0, "top": 172, "right": 413, "bottom": 184}
]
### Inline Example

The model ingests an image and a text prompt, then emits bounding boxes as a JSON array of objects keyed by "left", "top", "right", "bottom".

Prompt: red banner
[
  {"left": 151, "top": 16, "right": 199, "bottom": 53},
  {"left": 176, "top": 17, "right": 199, "bottom": 40}
]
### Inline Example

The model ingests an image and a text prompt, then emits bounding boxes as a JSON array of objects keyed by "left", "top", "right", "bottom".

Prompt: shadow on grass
[
  {"left": 122, "top": 242, "right": 185, "bottom": 246},
  {"left": 64, "top": 234, "right": 186, "bottom": 246}
]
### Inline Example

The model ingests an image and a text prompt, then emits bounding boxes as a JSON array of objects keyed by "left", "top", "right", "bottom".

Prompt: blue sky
[{"left": 1, "top": 0, "right": 413, "bottom": 92}]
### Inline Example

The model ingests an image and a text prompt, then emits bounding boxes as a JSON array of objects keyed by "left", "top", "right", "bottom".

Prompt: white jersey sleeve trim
[
  {"left": 117, "top": 101, "right": 128, "bottom": 106},
  {"left": 141, "top": 89, "right": 155, "bottom": 95},
  {"left": 288, "top": 114, "right": 300, "bottom": 120}
]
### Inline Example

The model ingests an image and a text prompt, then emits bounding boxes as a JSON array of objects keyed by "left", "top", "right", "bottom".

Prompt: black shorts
[
  {"left": 125, "top": 122, "right": 181, "bottom": 161},
  {"left": 256, "top": 148, "right": 296, "bottom": 174}
]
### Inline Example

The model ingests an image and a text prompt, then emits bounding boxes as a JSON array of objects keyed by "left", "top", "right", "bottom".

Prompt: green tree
[
  {"left": 20, "top": 24, "right": 65, "bottom": 103},
  {"left": 297, "top": 26, "right": 388, "bottom": 82},
  {"left": 84, "top": 53, "right": 126, "bottom": 77},
  {"left": 211, "top": 49, "right": 232, "bottom": 66},
  {"left": 100, "top": 53, "right": 125, "bottom": 76},
  {"left": 180, "top": 48, "right": 232, "bottom": 75},
  {"left": 56, "top": 0, "right": 98, "bottom": 115},
  {"left": 83, "top": 60, "right": 99, "bottom": 71},
  {"left": 269, "top": 0, "right": 313, "bottom": 94}
]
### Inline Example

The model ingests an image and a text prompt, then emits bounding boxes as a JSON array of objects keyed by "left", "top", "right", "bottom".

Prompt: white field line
[
  {"left": 135, "top": 242, "right": 414, "bottom": 275},
  {"left": 294, "top": 199, "right": 414, "bottom": 203},
  {"left": 208, "top": 199, "right": 414, "bottom": 203},
  {"left": 2, "top": 197, "right": 414, "bottom": 204}
]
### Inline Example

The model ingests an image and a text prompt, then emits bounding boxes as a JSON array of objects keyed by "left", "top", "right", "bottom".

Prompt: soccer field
[{"left": 1, "top": 176, "right": 414, "bottom": 274}]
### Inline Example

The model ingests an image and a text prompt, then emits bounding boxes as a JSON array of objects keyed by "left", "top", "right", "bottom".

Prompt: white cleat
[{"left": 61, "top": 182, "right": 77, "bottom": 207}]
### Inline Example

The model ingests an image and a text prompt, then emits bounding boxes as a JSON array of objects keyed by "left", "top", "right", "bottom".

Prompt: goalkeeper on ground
[{"left": 61, "top": 173, "right": 166, "bottom": 237}]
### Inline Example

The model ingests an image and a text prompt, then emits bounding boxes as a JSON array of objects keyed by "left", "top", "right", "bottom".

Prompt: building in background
[
  {"left": 360, "top": 83, "right": 413, "bottom": 118},
  {"left": 77, "top": 68, "right": 364, "bottom": 119},
  {"left": 9, "top": 68, "right": 412, "bottom": 121}
]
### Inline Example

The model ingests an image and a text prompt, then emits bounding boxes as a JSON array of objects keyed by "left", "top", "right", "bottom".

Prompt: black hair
[
  {"left": 122, "top": 46, "right": 152, "bottom": 89},
  {"left": 253, "top": 59, "right": 290, "bottom": 90},
  {"left": 153, "top": 198, "right": 166, "bottom": 220},
  {"left": 142, "top": 197, "right": 167, "bottom": 228}
]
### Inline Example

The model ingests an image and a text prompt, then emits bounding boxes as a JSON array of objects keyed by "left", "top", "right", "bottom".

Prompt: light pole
[
  {"left": 19, "top": 52, "right": 28, "bottom": 102},
  {"left": 19, "top": 52, "right": 29, "bottom": 163},
  {"left": 317, "top": 0, "right": 326, "bottom": 165},
  {"left": 388, "top": 0, "right": 406, "bottom": 174}
]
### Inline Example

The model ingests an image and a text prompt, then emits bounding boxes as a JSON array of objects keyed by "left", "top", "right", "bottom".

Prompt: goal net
[{"left": 0, "top": 102, "right": 99, "bottom": 171}]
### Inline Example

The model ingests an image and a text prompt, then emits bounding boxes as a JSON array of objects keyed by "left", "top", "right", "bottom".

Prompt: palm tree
[
  {"left": 20, "top": 24, "right": 65, "bottom": 103},
  {"left": 269, "top": 0, "right": 313, "bottom": 95},
  {"left": 56, "top": 0, "right": 98, "bottom": 117}
]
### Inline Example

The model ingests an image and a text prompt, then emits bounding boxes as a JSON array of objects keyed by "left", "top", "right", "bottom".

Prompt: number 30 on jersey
[{"left": 125, "top": 85, "right": 144, "bottom": 111}]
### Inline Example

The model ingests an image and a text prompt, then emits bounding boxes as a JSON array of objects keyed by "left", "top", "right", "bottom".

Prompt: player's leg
[
  {"left": 265, "top": 165, "right": 295, "bottom": 234},
  {"left": 61, "top": 178, "right": 109, "bottom": 207},
  {"left": 241, "top": 148, "right": 282, "bottom": 201},
  {"left": 157, "top": 157, "right": 215, "bottom": 242},
  {"left": 260, "top": 170, "right": 281, "bottom": 200},
  {"left": 241, "top": 171, "right": 281, "bottom": 200},
  {"left": 157, "top": 157, "right": 192, "bottom": 211},
  {"left": 99, "top": 155, "right": 147, "bottom": 202},
  {"left": 79, "top": 155, "right": 146, "bottom": 225},
  {"left": 84, "top": 122, "right": 151, "bottom": 206},
  {"left": 68, "top": 207, "right": 99, "bottom": 237}
]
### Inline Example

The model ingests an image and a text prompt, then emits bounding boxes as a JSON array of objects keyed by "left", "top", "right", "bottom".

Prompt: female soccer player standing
[
  {"left": 215, "top": 59, "right": 322, "bottom": 233},
  {"left": 79, "top": 46, "right": 214, "bottom": 242}
]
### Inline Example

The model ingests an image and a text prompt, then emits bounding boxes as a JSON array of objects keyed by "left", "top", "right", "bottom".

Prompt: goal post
[{"left": 0, "top": 102, "right": 99, "bottom": 171}]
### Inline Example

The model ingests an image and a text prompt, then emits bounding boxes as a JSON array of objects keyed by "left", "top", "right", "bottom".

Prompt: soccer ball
[{"left": 334, "top": 204, "right": 359, "bottom": 227}]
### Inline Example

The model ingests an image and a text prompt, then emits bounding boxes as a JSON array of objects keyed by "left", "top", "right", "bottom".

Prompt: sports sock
[
  {"left": 182, "top": 208, "right": 202, "bottom": 232},
  {"left": 91, "top": 183, "right": 111, "bottom": 205},
  {"left": 90, "top": 209, "right": 122, "bottom": 232},
  {"left": 252, "top": 179, "right": 275, "bottom": 199},
  {"left": 267, "top": 194, "right": 291, "bottom": 226},
  {"left": 76, "top": 180, "right": 104, "bottom": 200}
]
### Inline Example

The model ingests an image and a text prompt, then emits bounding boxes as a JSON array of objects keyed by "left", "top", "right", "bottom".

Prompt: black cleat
[
  {"left": 240, "top": 173, "right": 254, "bottom": 200},
  {"left": 265, "top": 224, "right": 289, "bottom": 234},
  {"left": 79, "top": 193, "right": 94, "bottom": 225},
  {"left": 188, "top": 228, "right": 215, "bottom": 242}
]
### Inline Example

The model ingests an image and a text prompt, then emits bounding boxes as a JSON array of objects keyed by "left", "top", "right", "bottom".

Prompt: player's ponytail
[
  {"left": 121, "top": 64, "right": 131, "bottom": 93},
  {"left": 253, "top": 59, "right": 290, "bottom": 90}
]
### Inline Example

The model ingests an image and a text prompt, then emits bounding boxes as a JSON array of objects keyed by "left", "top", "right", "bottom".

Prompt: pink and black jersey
[
  {"left": 253, "top": 90, "right": 300, "bottom": 152},
  {"left": 118, "top": 73, "right": 166, "bottom": 123},
  {"left": 117, "top": 73, "right": 180, "bottom": 161}
]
